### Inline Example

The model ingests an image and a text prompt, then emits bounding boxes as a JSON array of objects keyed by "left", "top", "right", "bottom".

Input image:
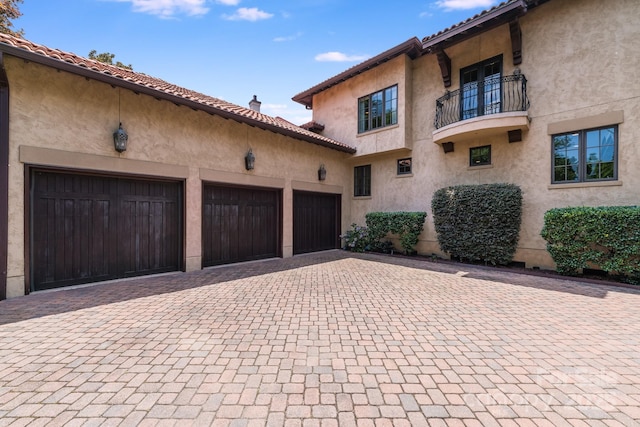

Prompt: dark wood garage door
[
  {"left": 31, "top": 170, "right": 182, "bottom": 291},
  {"left": 293, "top": 191, "right": 341, "bottom": 255},
  {"left": 202, "top": 184, "right": 280, "bottom": 267}
]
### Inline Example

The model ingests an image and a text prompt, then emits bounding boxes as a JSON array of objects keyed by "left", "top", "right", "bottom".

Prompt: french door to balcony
[{"left": 461, "top": 55, "right": 503, "bottom": 120}]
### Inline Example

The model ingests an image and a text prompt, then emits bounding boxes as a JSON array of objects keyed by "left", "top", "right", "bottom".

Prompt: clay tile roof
[{"left": 0, "top": 33, "right": 355, "bottom": 154}]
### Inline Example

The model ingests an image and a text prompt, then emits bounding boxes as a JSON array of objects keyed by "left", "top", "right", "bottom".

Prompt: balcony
[{"left": 433, "top": 74, "right": 530, "bottom": 145}]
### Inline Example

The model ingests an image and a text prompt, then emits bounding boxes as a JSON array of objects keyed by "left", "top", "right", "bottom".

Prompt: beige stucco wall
[
  {"left": 512, "top": 0, "right": 640, "bottom": 266},
  {"left": 314, "top": 0, "right": 640, "bottom": 269},
  {"left": 6, "top": 57, "right": 352, "bottom": 297},
  {"left": 312, "top": 55, "right": 413, "bottom": 157}
]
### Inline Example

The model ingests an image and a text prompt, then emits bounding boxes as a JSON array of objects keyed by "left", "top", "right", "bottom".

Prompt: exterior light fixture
[
  {"left": 113, "top": 122, "right": 128, "bottom": 153},
  {"left": 318, "top": 164, "right": 326, "bottom": 181},
  {"left": 442, "top": 141, "right": 454, "bottom": 153},
  {"left": 245, "top": 149, "right": 255, "bottom": 170}
]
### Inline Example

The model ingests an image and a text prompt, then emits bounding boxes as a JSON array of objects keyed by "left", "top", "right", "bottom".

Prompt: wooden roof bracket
[
  {"left": 509, "top": 19, "right": 523, "bottom": 65},
  {"left": 436, "top": 49, "right": 452, "bottom": 88}
]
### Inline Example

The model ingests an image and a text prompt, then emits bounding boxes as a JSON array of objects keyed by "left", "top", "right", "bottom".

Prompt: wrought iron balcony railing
[{"left": 434, "top": 74, "right": 529, "bottom": 129}]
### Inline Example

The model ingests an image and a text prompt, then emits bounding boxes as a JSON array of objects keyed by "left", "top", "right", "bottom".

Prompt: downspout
[{"left": 0, "top": 52, "right": 8, "bottom": 300}]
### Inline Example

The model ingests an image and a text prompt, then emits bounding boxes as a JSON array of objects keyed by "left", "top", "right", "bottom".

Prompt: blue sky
[{"left": 16, "top": 0, "right": 500, "bottom": 125}]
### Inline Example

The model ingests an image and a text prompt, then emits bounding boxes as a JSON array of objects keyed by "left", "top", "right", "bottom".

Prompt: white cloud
[
  {"left": 109, "top": 0, "right": 209, "bottom": 18},
  {"left": 314, "top": 52, "right": 370, "bottom": 62},
  {"left": 435, "top": 0, "right": 498, "bottom": 10},
  {"left": 215, "top": 0, "right": 240, "bottom": 5},
  {"left": 223, "top": 7, "right": 273, "bottom": 21},
  {"left": 273, "top": 32, "right": 303, "bottom": 42}
]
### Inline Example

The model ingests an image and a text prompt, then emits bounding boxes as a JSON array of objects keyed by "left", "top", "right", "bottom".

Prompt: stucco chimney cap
[{"left": 249, "top": 95, "right": 262, "bottom": 112}]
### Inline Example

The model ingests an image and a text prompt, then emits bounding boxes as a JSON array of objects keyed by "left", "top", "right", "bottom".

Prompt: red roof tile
[{"left": 0, "top": 33, "right": 355, "bottom": 154}]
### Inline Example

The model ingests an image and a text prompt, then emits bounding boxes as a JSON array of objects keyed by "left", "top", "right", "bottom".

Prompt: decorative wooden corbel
[
  {"left": 436, "top": 49, "right": 452, "bottom": 88},
  {"left": 509, "top": 19, "right": 523, "bottom": 65}
]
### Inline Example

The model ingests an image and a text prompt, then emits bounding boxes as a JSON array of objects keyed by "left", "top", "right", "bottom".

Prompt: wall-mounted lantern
[
  {"left": 245, "top": 149, "right": 255, "bottom": 170},
  {"left": 113, "top": 122, "right": 128, "bottom": 153},
  {"left": 318, "top": 164, "right": 326, "bottom": 181}
]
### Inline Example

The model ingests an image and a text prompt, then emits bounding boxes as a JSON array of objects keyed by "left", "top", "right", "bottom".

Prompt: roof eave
[
  {"left": 423, "top": 0, "right": 528, "bottom": 51},
  {"left": 0, "top": 43, "right": 356, "bottom": 154},
  {"left": 292, "top": 37, "right": 423, "bottom": 109}
]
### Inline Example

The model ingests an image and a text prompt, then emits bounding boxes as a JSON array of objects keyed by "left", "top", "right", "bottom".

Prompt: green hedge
[
  {"left": 365, "top": 211, "right": 427, "bottom": 254},
  {"left": 540, "top": 206, "right": 640, "bottom": 282},
  {"left": 431, "top": 183, "right": 522, "bottom": 265}
]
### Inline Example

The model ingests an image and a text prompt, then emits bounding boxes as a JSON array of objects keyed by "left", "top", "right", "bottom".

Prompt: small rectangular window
[
  {"left": 358, "top": 85, "right": 398, "bottom": 133},
  {"left": 354, "top": 165, "right": 371, "bottom": 197},
  {"left": 470, "top": 145, "right": 491, "bottom": 166},
  {"left": 552, "top": 125, "right": 617, "bottom": 183},
  {"left": 397, "top": 158, "right": 412, "bottom": 175}
]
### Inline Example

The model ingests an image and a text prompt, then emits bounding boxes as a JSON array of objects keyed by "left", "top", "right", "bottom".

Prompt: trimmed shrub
[
  {"left": 365, "top": 211, "right": 427, "bottom": 255},
  {"left": 431, "top": 183, "right": 522, "bottom": 265},
  {"left": 540, "top": 206, "right": 640, "bottom": 283}
]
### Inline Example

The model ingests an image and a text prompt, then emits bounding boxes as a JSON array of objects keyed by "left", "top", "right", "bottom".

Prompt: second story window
[
  {"left": 461, "top": 55, "right": 502, "bottom": 120},
  {"left": 552, "top": 126, "right": 617, "bottom": 183},
  {"left": 358, "top": 85, "right": 397, "bottom": 133}
]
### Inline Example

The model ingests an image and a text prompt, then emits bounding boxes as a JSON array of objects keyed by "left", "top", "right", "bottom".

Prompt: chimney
[{"left": 249, "top": 95, "right": 261, "bottom": 113}]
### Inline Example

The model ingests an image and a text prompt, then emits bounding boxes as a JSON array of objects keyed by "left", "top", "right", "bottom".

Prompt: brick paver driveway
[{"left": 0, "top": 251, "right": 639, "bottom": 426}]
